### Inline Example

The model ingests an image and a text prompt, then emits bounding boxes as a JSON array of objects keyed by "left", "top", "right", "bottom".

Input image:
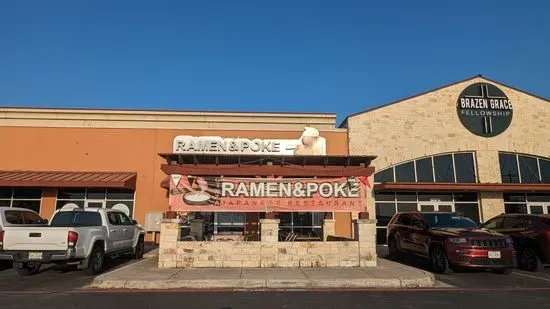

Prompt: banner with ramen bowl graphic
[{"left": 168, "top": 175, "right": 368, "bottom": 212}]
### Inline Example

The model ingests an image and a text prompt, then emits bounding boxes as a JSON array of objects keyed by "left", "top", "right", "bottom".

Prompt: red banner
[{"left": 168, "top": 175, "right": 368, "bottom": 212}]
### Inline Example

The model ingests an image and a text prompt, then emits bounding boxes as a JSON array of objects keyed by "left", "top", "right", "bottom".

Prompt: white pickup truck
[{"left": 0, "top": 207, "right": 145, "bottom": 276}]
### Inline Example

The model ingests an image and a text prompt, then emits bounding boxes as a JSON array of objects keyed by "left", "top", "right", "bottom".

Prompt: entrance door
[
  {"left": 85, "top": 200, "right": 105, "bottom": 209},
  {"left": 418, "top": 202, "right": 454, "bottom": 212},
  {"left": 527, "top": 203, "right": 550, "bottom": 215}
]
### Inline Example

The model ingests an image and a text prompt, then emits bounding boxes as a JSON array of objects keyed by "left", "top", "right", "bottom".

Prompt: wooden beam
[{"left": 161, "top": 164, "right": 375, "bottom": 177}]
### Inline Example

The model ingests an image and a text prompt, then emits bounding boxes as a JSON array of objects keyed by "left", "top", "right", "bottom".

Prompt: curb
[{"left": 89, "top": 274, "right": 436, "bottom": 290}]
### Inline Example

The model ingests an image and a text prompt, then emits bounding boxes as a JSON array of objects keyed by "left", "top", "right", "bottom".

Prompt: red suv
[
  {"left": 387, "top": 212, "right": 516, "bottom": 274},
  {"left": 480, "top": 213, "right": 550, "bottom": 272}
]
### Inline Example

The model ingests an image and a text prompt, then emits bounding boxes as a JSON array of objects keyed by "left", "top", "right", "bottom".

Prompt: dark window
[
  {"left": 397, "top": 203, "right": 417, "bottom": 213},
  {"left": 107, "top": 213, "right": 120, "bottom": 225},
  {"left": 454, "top": 153, "right": 476, "bottom": 183},
  {"left": 0, "top": 200, "right": 10, "bottom": 207},
  {"left": 22, "top": 211, "right": 46, "bottom": 224},
  {"left": 293, "top": 212, "right": 313, "bottom": 227},
  {"left": 395, "top": 214, "right": 411, "bottom": 226},
  {"left": 453, "top": 192, "right": 478, "bottom": 202},
  {"left": 411, "top": 215, "right": 426, "bottom": 229},
  {"left": 502, "top": 217, "right": 527, "bottom": 229},
  {"left": 57, "top": 188, "right": 86, "bottom": 199},
  {"left": 481, "top": 217, "right": 504, "bottom": 229},
  {"left": 56, "top": 200, "right": 85, "bottom": 210},
  {"left": 418, "top": 192, "right": 452, "bottom": 202},
  {"left": 530, "top": 205, "right": 544, "bottom": 214},
  {"left": 526, "top": 194, "right": 550, "bottom": 202},
  {"left": 539, "top": 159, "right": 550, "bottom": 183},
  {"left": 12, "top": 200, "right": 40, "bottom": 213},
  {"left": 519, "top": 156, "right": 540, "bottom": 183},
  {"left": 376, "top": 228, "right": 387, "bottom": 245},
  {"left": 4, "top": 210, "right": 24, "bottom": 224},
  {"left": 12, "top": 188, "right": 42, "bottom": 199},
  {"left": 50, "top": 211, "right": 102, "bottom": 227},
  {"left": 505, "top": 204, "right": 527, "bottom": 214},
  {"left": 455, "top": 203, "right": 480, "bottom": 223},
  {"left": 374, "top": 168, "right": 394, "bottom": 183},
  {"left": 374, "top": 192, "right": 395, "bottom": 201},
  {"left": 86, "top": 188, "right": 106, "bottom": 199},
  {"left": 434, "top": 155, "right": 455, "bottom": 182},
  {"left": 107, "top": 189, "right": 135, "bottom": 200},
  {"left": 395, "top": 162, "right": 415, "bottom": 182},
  {"left": 499, "top": 153, "right": 519, "bottom": 183},
  {"left": 118, "top": 213, "right": 133, "bottom": 225},
  {"left": 504, "top": 193, "right": 526, "bottom": 202},
  {"left": 375, "top": 203, "right": 396, "bottom": 226},
  {"left": 279, "top": 213, "right": 292, "bottom": 226},
  {"left": 396, "top": 192, "right": 416, "bottom": 202},
  {"left": 0, "top": 188, "right": 12, "bottom": 199},
  {"left": 420, "top": 204, "right": 435, "bottom": 212},
  {"left": 438, "top": 205, "right": 453, "bottom": 212},
  {"left": 415, "top": 158, "right": 434, "bottom": 182}
]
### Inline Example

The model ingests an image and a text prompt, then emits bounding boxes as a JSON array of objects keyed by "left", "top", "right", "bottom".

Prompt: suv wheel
[
  {"left": 16, "top": 262, "right": 41, "bottom": 276},
  {"left": 519, "top": 247, "right": 543, "bottom": 272},
  {"left": 430, "top": 246, "right": 452, "bottom": 274},
  {"left": 388, "top": 238, "right": 400, "bottom": 260},
  {"left": 84, "top": 244, "right": 105, "bottom": 276}
]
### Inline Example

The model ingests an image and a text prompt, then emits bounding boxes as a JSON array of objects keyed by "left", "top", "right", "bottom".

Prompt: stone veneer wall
[
  {"left": 346, "top": 76, "right": 550, "bottom": 221},
  {"left": 158, "top": 219, "right": 377, "bottom": 268}
]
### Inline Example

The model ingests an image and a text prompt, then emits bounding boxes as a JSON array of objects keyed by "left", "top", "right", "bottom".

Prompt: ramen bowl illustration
[{"left": 183, "top": 191, "right": 212, "bottom": 205}]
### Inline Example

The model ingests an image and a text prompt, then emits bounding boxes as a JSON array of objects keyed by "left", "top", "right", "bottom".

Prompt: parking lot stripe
[{"left": 512, "top": 272, "right": 550, "bottom": 282}]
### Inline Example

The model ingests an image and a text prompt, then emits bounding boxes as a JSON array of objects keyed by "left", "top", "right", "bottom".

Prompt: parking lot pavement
[
  {"left": 377, "top": 245, "right": 550, "bottom": 289},
  {"left": 0, "top": 244, "right": 158, "bottom": 292}
]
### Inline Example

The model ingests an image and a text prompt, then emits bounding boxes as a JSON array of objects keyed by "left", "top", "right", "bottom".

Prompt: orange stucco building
[{"left": 0, "top": 107, "right": 358, "bottom": 242}]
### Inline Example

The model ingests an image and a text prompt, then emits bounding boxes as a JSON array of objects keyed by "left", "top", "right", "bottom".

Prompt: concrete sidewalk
[{"left": 89, "top": 254, "right": 436, "bottom": 290}]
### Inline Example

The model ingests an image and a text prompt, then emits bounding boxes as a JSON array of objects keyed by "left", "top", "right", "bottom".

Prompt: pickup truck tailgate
[{"left": 3, "top": 227, "right": 69, "bottom": 251}]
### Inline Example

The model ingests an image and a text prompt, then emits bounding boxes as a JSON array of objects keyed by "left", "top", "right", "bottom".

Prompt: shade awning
[
  {"left": 0, "top": 171, "right": 137, "bottom": 189},
  {"left": 374, "top": 182, "right": 550, "bottom": 192}
]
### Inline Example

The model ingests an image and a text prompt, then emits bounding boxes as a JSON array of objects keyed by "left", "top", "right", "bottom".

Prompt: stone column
[
  {"left": 322, "top": 219, "right": 335, "bottom": 241},
  {"left": 260, "top": 219, "right": 280, "bottom": 242},
  {"left": 479, "top": 192, "right": 505, "bottom": 222},
  {"left": 354, "top": 218, "right": 377, "bottom": 267},
  {"left": 189, "top": 219, "right": 204, "bottom": 241},
  {"left": 158, "top": 219, "right": 182, "bottom": 268}
]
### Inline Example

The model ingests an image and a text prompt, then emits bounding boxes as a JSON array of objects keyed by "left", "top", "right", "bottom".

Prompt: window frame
[
  {"left": 0, "top": 187, "right": 42, "bottom": 214},
  {"left": 56, "top": 187, "right": 135, "bottom": 218},
  {"left": 373, "top": 152, "right": 477, "bottom": 185}
]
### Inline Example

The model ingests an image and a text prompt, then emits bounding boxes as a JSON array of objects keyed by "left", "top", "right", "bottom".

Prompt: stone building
[{"left": 342, "top": 75, "right": 550, "bottom": 244}]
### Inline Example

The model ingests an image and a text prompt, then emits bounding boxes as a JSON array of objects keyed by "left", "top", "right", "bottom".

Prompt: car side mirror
[{"left": 132, "top": 220, "right": 138, "bottom": 225}]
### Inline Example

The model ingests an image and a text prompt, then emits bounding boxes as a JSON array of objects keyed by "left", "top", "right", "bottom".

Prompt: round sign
[{"left": 456, "top": 83, "right": 513, "bottom": 137}]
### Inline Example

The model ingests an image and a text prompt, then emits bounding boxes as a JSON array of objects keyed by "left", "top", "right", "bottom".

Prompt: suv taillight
[
  {"left": 67, "top": 231, "right": 78, "bottom": 247},
  {"left": 0, "top": 231, "right": 4, "bottom": 250}
]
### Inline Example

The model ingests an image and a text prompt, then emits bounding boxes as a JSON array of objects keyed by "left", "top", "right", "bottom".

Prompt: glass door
[
  {"left": 418, "top": 202, "right": 454, "bottom": 212},
  {"left": 527, "top": 203, "right": 550, "bottom": 215}
]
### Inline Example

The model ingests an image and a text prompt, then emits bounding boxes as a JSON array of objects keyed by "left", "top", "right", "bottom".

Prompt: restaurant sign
[
  {"left": 173, "top": 126, "right": 327, "bottom": 156},
  {"left": 168, "top": 175, "right": 369, "bottom": 212}
]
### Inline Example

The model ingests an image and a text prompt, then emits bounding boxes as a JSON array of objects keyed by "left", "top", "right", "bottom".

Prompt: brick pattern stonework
[
  {"left": 347, "top": 77, "right": 550, "bottom": 221},
  {"left": 158, "top": 219, "right": 377, "bottom": 268}
]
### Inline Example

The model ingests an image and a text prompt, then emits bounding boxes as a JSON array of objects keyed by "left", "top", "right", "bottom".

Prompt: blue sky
[{"left": 1, "top": 0, "right": 548, "bottom": 122}]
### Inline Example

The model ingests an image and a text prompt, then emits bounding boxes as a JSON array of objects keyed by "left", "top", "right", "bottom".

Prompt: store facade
[
  {"left": 342, "top": 75, "right": 550, "bottom": 244},
  {"left": 0, "top": 109, "right": 358, "bottom": 244}
]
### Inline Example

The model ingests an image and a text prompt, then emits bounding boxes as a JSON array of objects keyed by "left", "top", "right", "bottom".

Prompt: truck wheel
[
  {"left": 84, "top": 244, "right": 105, "bottom": 276},
  {"left": 16, "top": 262, "right": 41, "bottom": 276},
  {"left": 134, "top": 237, "right": 144, "bottom": 260}
]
